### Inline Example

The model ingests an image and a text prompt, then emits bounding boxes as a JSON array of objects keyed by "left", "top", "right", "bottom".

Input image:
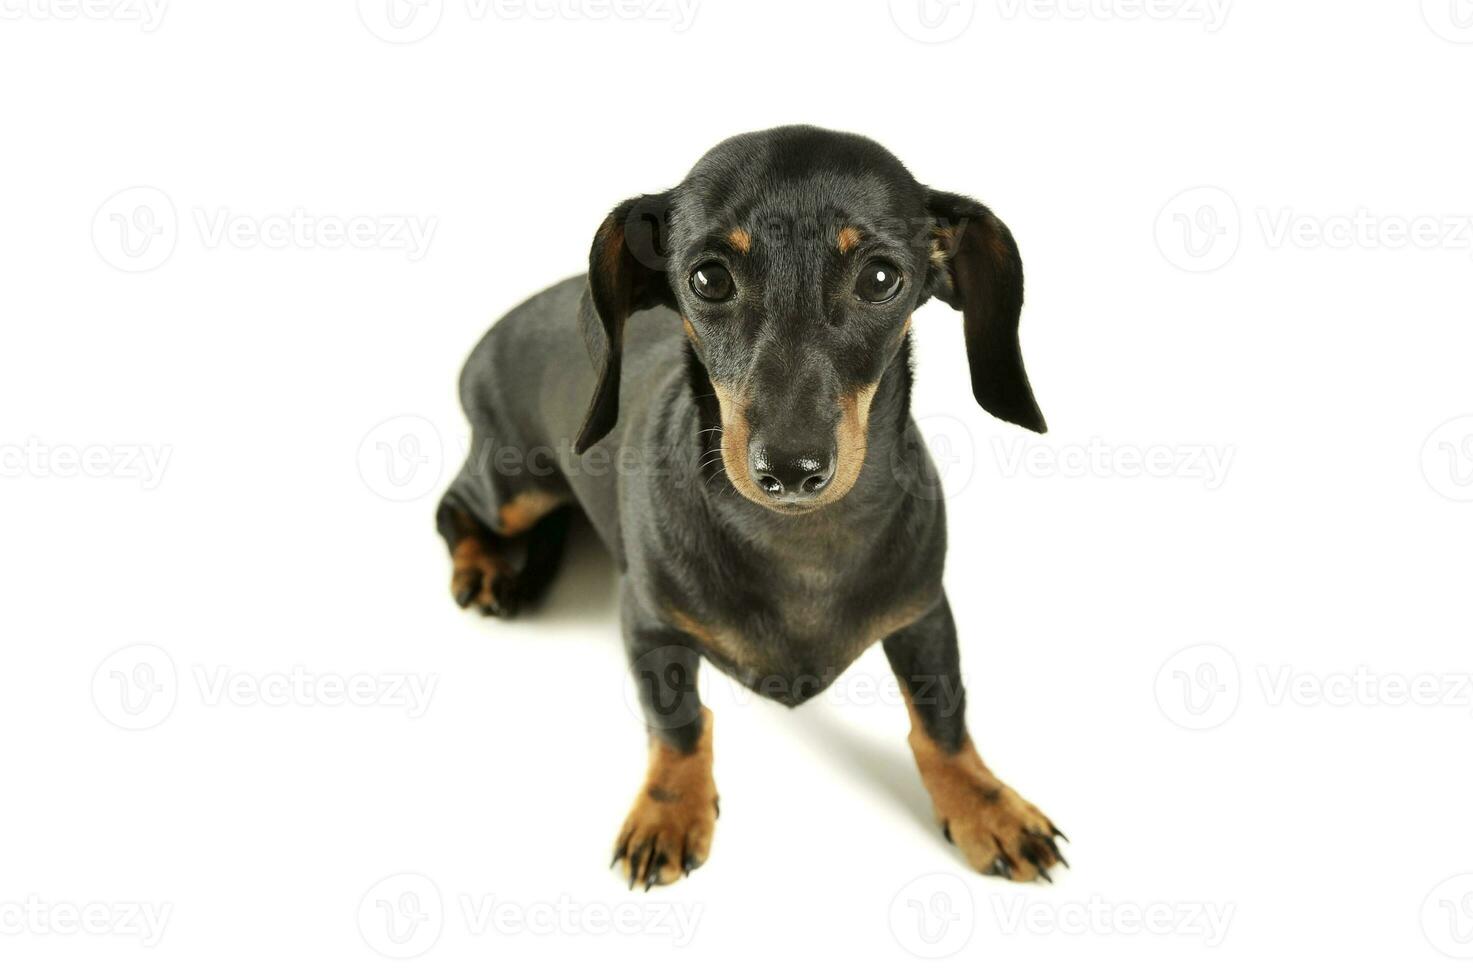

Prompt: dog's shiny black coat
[{"left": 437, "top": 126, "right": 1044, "bottom": 756}]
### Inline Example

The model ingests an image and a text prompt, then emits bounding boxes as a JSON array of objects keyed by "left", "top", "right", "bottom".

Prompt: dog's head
[{"left": 574, "top": 125, "right": 1045, "bottom": 513}]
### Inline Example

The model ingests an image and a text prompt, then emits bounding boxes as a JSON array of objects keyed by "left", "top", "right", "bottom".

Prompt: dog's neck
[{"left": 684, "top": 334, "right": 916, "bottom": 538}]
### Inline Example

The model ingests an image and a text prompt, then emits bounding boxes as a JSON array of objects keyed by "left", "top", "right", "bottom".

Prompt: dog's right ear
[{"left": 574, "top": 193, "right": 675, "bottom": 453}]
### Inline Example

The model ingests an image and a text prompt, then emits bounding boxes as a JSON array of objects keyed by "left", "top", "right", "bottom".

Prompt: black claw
[
  {"left": 990, "top": 835, "right": 1016, "bottom": 878},
  {"left": 1042, "top": 836, "right": 1068, "bottom": 868},
  {"left": 988, "top": 856, "right": 1010, "bottom": 877},
  {"left": 1032, "top": 861, "right": 1053, "bottom": 883},
  {"left": 611, "top": 834, "right": 630, "bottom": 869},
  {"left": 942, "top": 822, "right": 953, "bottom": 844},
  {"left": 454, "top": 585, "right": 476, "bottom": 608},
  {"left": 627, "top": 840, "right": 650, "bottom": 890},
  {"left": 713, "top": 797, "right": 720, "bottom": 819},
  {"left": 1050, "top": 823, "right": 1069, "bottom": 843},
  {"left": 682, "top": 852, "right": 697, "bottom": 876},
  {"left": 645, "top": 853, "right": 666, "bottom": 891}
]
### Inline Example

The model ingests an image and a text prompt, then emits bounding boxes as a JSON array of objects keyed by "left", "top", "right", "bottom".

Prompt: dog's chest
[{"left": 668, "top": 566, "right": 935, "bottom": 706}]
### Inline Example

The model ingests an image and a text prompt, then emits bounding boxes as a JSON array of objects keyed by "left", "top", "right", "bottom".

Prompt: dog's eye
[
  {"left": 690, "top": 263, "right": 734, "bottom": 302},
  {"left": 855, "top": 261, "right": 902, "bottom": 303}
]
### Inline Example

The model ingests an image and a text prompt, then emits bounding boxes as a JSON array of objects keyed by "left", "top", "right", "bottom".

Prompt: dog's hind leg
[{"left": 436, "top": 480, "right": 571, "bottom": 618}]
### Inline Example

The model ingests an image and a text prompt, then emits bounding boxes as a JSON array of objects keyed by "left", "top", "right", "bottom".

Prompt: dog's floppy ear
[
  {"left": 924, "top": 189, "right": 1046, "bottom": 434},
  {"left": 574, "top": 192, "right": 675, "bottom": 453}
]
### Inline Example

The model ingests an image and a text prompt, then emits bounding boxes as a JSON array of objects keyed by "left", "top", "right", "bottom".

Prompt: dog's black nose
[{"left": 748, "top": 442, "right": 836, "bottom": 501}]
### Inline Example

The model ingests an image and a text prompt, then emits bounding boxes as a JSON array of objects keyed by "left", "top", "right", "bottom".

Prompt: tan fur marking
[
  {"left": 901, "top": 690, "right": 1061, "bottom": 882},
  {"left": 826, "top": 381, "right": 879, "bottom": 504},
  {"left": 836, "top": 226, "right": 863, "bottom": 254},
  {"left": 726, "top": 228, "right": 752, "bottom": 254},
  {"left": 615, "top": 707, "right": 718, "bottom": 886},
  {"left": 711, "top": 381, "right": 772, "bottom": 508},
  {"left": 450, "top": 536, "right": 513, "bottom": 609},
  {"left": 682, "top": 317, "right": 700, "bottom": 345},
  {"left": 497, "top": 490, "right": 564, "bottom": 536}
]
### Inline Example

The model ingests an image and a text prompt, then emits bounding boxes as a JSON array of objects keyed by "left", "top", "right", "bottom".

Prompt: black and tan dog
[{"left": 437, "top": 125, "right": 1065, "bottom": 888}]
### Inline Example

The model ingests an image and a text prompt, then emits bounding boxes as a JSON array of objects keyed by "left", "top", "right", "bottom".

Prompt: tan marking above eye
[
  {"left": 837, "top": 226, "right": 863, "bottom": 254},
  {"left": 726, "top": 228, "right": 752, "bottom": 253}
]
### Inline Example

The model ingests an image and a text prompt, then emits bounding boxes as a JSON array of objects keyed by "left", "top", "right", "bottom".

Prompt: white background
[{"left": 2, "top": 0, "right": 1472, "bottom": 975}]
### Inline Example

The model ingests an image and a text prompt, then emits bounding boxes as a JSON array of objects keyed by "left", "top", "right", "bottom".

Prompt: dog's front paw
[
  {"left": 910, "top": 732, "right": 1067, "bottom": 882},
  {"left": 450, "top": 538, "right": 520, "bottom": 617},
  {"left": 936, "top": 780, "right": 1066, "bottom": 882},
  {"left": 611, "top": 719, "right": 719, "bottom": 890}
]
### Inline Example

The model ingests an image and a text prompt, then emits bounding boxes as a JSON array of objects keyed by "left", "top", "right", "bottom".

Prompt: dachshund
[{"left": 436, "top": 125, "right": 1065, "bottom": 889}]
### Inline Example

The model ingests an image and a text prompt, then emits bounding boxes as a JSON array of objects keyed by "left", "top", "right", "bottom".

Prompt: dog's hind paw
[{"left": 450, "top": 538, "right": 521, "bottom": 617}]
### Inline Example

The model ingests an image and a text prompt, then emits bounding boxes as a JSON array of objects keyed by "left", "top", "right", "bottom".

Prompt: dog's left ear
[
  {"left": 924, "top": 189, "right": 1046, "bottom": 434},
  {"left": 574, "top": 192, "right": 675, "bottom": 453}
]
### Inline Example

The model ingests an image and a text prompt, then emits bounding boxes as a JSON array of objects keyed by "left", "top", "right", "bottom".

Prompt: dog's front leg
[
  {"left": 883, "top": 594, "right": 1067, "bottom": 882},
  {"left": 611, "top": 597, "right": 718, "bottom": 890}
]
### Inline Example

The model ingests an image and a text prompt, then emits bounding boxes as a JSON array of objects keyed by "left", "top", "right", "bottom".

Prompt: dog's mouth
[{"left": 711, "top": 383, "right": 878, "bottom": 514}]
